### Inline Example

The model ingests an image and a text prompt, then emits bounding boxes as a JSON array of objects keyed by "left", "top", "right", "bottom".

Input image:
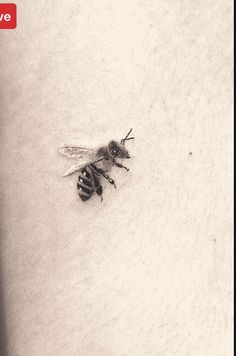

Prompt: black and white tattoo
[{"left": 59, "top": 129, "right": 134, "bottom": 202}]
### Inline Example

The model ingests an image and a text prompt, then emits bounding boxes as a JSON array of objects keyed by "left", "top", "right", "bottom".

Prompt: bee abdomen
[{"left": 77, "top": 165, "right": 101, "bottom": 202}]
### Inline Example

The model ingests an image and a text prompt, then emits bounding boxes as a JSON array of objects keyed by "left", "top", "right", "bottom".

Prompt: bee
[{"left": 59, "top": 129, "right": 134, "bottom": 202}]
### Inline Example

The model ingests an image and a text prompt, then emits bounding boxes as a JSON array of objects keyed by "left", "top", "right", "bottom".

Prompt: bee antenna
[{"left": 120, "top": 128, "right": 134, "bottom": 145}]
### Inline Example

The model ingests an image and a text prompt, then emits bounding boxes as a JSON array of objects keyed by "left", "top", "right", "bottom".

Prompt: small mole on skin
[{"left": 189, "top": 152, "right": 193, "bottom": 155}]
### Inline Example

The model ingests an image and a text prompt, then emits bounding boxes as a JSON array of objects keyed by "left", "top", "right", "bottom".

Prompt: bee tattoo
[{"left": 59, "top": 129, "right": 134, "bottom": 202}]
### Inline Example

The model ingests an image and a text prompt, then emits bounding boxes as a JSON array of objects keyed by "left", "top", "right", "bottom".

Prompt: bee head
[{"left": 108, "top": 141, "right": 131, "bottom": 159}]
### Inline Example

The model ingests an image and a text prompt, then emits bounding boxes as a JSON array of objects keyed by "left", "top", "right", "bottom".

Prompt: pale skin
[{"left": 0, "top": 1, "right": 232, "bottom": 355}]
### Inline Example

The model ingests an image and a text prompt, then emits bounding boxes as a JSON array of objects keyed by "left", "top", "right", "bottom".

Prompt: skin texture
[{"left": 0, "top": 1, "right": 233, "bottom": 355}]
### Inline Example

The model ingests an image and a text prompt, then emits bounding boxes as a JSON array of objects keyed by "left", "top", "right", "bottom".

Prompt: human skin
[{"left": 0, "top": 1, "right": 233, "bottom": 355}]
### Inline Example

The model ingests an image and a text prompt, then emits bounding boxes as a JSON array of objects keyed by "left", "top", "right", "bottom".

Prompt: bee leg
[
  {"left": 95, "top": 185, "right": 103, "bottom": 202},
  {"left": 101, "top": 172, "right": 117, "bottom": 189},
  {"left": 110, "top": 179, "right": 117, "bottom": 189},
  {"left": 114, "top": 162, "right": 129, "bottom": 171}
]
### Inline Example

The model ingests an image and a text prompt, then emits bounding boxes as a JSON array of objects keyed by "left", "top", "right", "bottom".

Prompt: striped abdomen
[{"left": 77, "top": 164, "right": 103, "bottom": 202}]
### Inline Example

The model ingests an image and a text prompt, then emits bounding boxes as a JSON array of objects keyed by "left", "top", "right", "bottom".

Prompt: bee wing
[
  {"left": 59, "top": 146, "right": 106, "bottom": 177},
  {"left": 62, "top": 155, "right": 105, "bottom": 177},
  {"left": 63, "top": 161, "right": 89, "bottom": 177},
  {"left": 58, "top": 146, "right": 95, "bottom": 159},
  {"left": 59, "top": 146, "right": 96, "bottom": 176}
]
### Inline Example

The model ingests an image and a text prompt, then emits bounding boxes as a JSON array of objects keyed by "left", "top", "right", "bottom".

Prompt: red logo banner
[{"left": 0, "top": 3, "right": 17, "bottom": 29}]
